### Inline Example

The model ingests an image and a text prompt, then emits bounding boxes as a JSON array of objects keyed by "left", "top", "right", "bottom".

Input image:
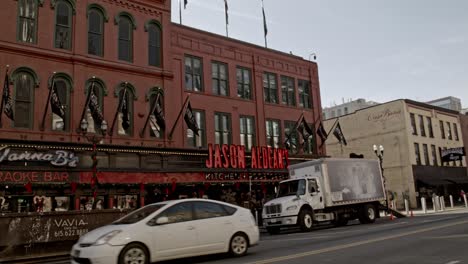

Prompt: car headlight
[
  {"left": 286, "top": 205, "right": 298, "bottom": 211},
  {"left": 94, "top": 230, "right": 122, "bottom": 246}
]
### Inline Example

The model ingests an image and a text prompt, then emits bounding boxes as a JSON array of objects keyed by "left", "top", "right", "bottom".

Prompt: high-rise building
[{"left": 426, "top": 96, "right": 462, "bottom": 112}]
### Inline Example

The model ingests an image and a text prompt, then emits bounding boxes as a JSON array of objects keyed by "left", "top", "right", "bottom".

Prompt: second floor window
[
  {"left": 298, "top": 79, "right": 311, "bottom": 108},
  {"left": 284, "top": 121, "right": 299, "bottom": 154},
  {"left": 423, "top": 144, "right": 429, "bottom": 165},
  {"left": 13, "top": 71, "right": 35, "bottom": 129},
  {"left": 54, "top": 1, "right": 73, "bottom": 50},
  {"left": 88, "top": 7, "right": 104, "bottom": 56},
  {"left": 214, "top": 112, "right": 231, "bottom": 145},
  {"left": 117, "top": 14, "right": 134, "bottom": 62},
  {"left": 446, "top": 121, "right": 452, "bottom": 140},
  {"left": 236, "top": 67, "right": 251, "bottom": 99},
  {"left": 187, "top": 110, "right": 205, "bottom": 148},
  {"left": 263, "top": 73, "right": 278, "bottom": 103},
  {"left": 117, "top": 87, "right": 134, "bottom": 136},
  {"left": 212, "top": 62, "right": 228, "bottom": 96},
  {"left": 453, "top": 123, "right": 459, "bottom": 141},
  {"left": 240, "top": 116, "right": 255, "bottom": 151},
  {"left": 147, "top": 22, "right": 162, "bottom": 67},
  {"left": 149, "top": 91, "right": 164, "bottom": 138},
  {"left": 185, "top": 56, "right": 203, "bottom": 92},
  {"left": 439, "top": 120, "right": 445, "bottom": 139},
  {"left": 85, "top": 79, "right": 105, "bottom": 134},
  {"left": 410, "top": 113, "right": 417, "bottom": 135},
  {"left": 51, "top": 77, "right": 71, "bottom": 131},
  {"left": 431, "top": 144, "right": 437, "bottom": 166},
  {"left": 427, "top": 117, "right": 434, "bottom": 138},
  {"left": 281, "top": 76, "right": 295, "bottom": 106},
  {"left": 266, "top": 119, "right": 280, "bottom": 148},
  {"left": 17, "top": 0, "right": 38, "bottom": 44},
  {"left": 419, "top": 115, "right": 426, "bottom": 137},
  {"left": 414, "top": 143, "right": 421, "bottom": 165}
]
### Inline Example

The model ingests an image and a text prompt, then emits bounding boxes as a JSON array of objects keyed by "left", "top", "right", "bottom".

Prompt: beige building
[{"left": 323, "top": 99, "right": 467, "bottom": 208}]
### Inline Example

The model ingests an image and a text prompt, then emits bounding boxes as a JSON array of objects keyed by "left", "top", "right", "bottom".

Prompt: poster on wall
[{"left": 441, "top": 147, "right": 466, "bottom": 162}]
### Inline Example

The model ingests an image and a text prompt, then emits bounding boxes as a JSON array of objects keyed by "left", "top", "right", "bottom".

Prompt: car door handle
[{"left": 187, "top": 226, "right": 195, "bottom": 230}]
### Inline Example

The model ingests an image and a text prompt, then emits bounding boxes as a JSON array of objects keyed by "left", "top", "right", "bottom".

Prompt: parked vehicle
[
  {"left": 71, "top": 198, "right": 259, "bottom": 264},
  {"left": 262, "top": 158, "right": 386, "bottom": 234}
]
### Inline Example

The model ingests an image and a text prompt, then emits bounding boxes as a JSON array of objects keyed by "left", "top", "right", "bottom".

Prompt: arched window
[
  {"left": 116, "top": 86, "right": 134, "bottom": 136},
  {"left": 54, "top": 0, "right": 73, "bottom": 49},
  {"left": 12, "top": 71, "right": 36, "bottom": 128},
  {"left": 146, "top": 21, "right": 162, "bottom": 67},
  {"left": 147, "top": 88, "right": 164, "bottom": 138},
  {"left": 50, "top": 73, "right": 72, "bottom": 131},
  {"left": 84, "top": 79, "right": 105, "bottom": 133},
  {"left": 87, "top": 7, "right": 105, "bottom": 56},
  {"left": 116, "top": 13, "right": 136, "bottom": 62},
  {"left": 17, "top": 0, "right": 40, "bottom": 43}
]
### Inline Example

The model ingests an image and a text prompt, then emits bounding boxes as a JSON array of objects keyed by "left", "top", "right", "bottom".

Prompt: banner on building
[{"left": 441, "top": 147, "right": 466, "bottom": 162}]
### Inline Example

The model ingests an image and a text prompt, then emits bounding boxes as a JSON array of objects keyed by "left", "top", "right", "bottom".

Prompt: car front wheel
[
  {"left": 119, "top": 243, "right": 149, "bottom": 264},
  {"left": 229, "top": 232, "right": 249, "bottom": 257}
]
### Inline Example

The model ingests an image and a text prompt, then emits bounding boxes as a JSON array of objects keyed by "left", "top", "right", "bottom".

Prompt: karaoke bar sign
[
  {"left": 0, "top": 146, "right": 79, "bottom": 167},
  {"left": 205, "top": 144, "right": 289, "bottom": 169}
]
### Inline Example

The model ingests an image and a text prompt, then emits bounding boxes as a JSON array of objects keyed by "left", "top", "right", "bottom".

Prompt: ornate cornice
[{"left": 101, "top": 0, "right": 163, "bottom": 18}]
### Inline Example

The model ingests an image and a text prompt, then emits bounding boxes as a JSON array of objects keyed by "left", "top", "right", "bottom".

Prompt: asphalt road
[{"left": 50, "top": 211, "right": 468, "bottom": 264}]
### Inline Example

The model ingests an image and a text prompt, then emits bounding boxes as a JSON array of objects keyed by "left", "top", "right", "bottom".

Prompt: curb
[{"left": 0, "top": 253, "right": 69, "bottom": 264}]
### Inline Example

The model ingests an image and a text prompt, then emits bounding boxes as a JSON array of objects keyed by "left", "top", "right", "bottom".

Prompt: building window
[
  {"left": 439, "top": 120, "right": 445, "bottom": 139},
  {"left": 51, "top": 77, "right": 71, "bottom": 131},
  {"left": 187, "top": 110, "right": 205, "bottom": 148},
  {"left": 298, "top": 79, "right": 311, "bottom": 108},
  {"left": 281, "top": 76, "right": 295, "bottom": 106},
  {"left": 117, "top": 14, "right": 135, "bottom": 62},
  {"left": 427, "top": 117, "right": 434, "bottom": 138},
  {"left": 17, "top": 0, "right": 39, "bottom": 43},
  {"left": 453, "top": 123, "right": 459, "bottom": 141},
  {"left": 54, "top": 0, "right": 73, "bottom": 50},
  {"left": 117, "top": 87, "right": 134, "bottom": 136},
  {"left": 414, "top": 143, "right": 421, "bottom": 165},
  {"left": 88, "top": 7, "right": 104, "bottom": 56},
  {"left": 410, "top": 113, "right": 417, "bottom": 135},
  {"left": 331, "top": 110, "right": 335, "bottom": 118},
  {"left": 85, "top": 79, "right": 105, "bottom": 134},
  {"left": 147, "top": 22, "right": 162, "bottom": 67},
  {"left": 337, "top": 109, "right": 342, "bottom": 116},
  {"left": 212, "top": 62, "right": 228, "bottom": 96},
  {"left": 214, "top": 112, "right": 231, "bottom": 145},
  {"left": 266, "top": 119, "right": 281, "bottom": 148},
  {"left": 344, "top": 107, "right": 348, "bottom": 115},
  {"left": 236, "top": 67, "right": 251, "bottom": 100},
  {"left": 446, "top": 121, "right": 452, "bottom": 140},
  {"left": 423, "top": 144, "right": 429, "bottom": 165},
  {"left": 13, "top": 72, "right": 35, "bottom": 128},
  {"left": 240, "top": 116, "right": 255, "bottom": 151},
  {"left": 263, "top": 72, "right": 278, "bottom": 104},
  {"left": 284, "top": 121, "right": 299, "bottom": 154},
  {"left": 185, "top": 55, "right": 203, "bottom": 92},
  {"left": 149, "top": 91, "right": 164, "bottom": 138},
  {"left": 419, "top": 115, "right": 426, "bottom": 137},
  {"left": 431, "top": 145, "right": 437, "bottom": 166}
]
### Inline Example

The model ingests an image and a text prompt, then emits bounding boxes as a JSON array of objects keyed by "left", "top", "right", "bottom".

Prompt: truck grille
[{"left": 265, "top": 204, "right": 281, "bottom": 214}]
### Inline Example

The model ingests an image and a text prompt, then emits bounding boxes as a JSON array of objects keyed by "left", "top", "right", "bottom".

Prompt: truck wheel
[
  {"left": 298, "top": 210, "right": 314, "bottom": 232},
  {"left": 266, "top": 227, "right": 280, "bottom": 235},
  {"left": 359, "top": 204, "right": 377, "bottom": 224}
]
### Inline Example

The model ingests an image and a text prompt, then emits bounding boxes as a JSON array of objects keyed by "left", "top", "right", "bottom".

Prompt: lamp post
[
  {"left": 373, "top": 144, "right": 389, "bottom": 210},
  {"left": 80, "top": 118, "right": 107, "bottom": 209}
]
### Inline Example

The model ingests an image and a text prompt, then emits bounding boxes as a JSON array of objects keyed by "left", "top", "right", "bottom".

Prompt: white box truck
[{"left": 262, "top": 158, "right": 386, "bottom": 234}]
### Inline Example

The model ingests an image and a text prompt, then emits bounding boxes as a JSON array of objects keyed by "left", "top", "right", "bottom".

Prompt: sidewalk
[{"left": 380, "top": 205, "right": 468, "bottom": 217}]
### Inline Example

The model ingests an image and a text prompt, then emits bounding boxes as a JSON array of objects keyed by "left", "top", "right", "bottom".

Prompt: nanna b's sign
[{"left": 441, "top": 147, "right": 466, "bottom": 162}]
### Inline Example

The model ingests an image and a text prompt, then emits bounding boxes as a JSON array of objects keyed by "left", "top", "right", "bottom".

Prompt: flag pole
[
  {"left": 179, "top": 0, "right": 182, "bottom": 24},
  {"left": 0, "top": 65, "right": 8, "bottom": 128},
  {"left": 140, "top": 92, "right": 161, "bottom": 138},
  {"left": 40, "top": 72, "right": 56, "bottom": 131},
  {"left": 319, "top": 118, "right": 339, "bottom": 148},
  {"left": 109, "top": 83, "right": 128, "bottom": 136},
  {"left": 168, "top": 95, "right": 190, "bottom": 140},
  {"left": 283, "top": 112, "right": 304, "bottom": 148},
  {"left": 77, "top": 77, "right": 95, "bottom": 133}
]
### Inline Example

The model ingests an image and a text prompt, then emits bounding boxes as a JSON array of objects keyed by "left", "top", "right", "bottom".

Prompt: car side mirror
[{"left": 156, "top": 216, "right": 169, "bottom": 225}]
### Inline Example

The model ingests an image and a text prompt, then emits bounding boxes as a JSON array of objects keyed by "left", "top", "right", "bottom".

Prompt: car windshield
[
  {"left": 277, "top": 179, "right": 306, "bottom": 198},
  {"left": 113, "top": 203, "right": 166, "bottom": 225}
]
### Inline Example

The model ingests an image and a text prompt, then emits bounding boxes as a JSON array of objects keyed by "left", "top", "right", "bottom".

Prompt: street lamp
[
  {"left": 80, "top": 118, "right": 107, "bottom": 209},
  {"left": 373, "top": 144, "right": 388, "bottom": 210}
]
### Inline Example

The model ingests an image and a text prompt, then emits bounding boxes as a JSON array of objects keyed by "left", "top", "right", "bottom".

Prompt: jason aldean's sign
[
  {"left": 0, "top": 146, "right": 79, "bottom": 167},
  {"left": 205, "top": 144, "right": 289, "bottom": 169}
]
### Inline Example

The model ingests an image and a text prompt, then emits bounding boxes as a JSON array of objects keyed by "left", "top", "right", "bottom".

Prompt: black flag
[
  {"left": 317, "top": 122, "right": 328, "bottom": 143},
  {"left": 262, "top": 0, "right": 268, "bottom": 37},
  {"left": 50, "top": 81, "right": 65, "bottom": 119},
  {"left": 184, "top": 102, "right": 199, "bottom": 135},
  {"left": 88, "top": 87, "right": 104, "bottom": 126},
  {"left": 2, "top": 71, "right": 14, "bottom": 121},
  {"left": 224, "top": 0, "right": 229, "bottom": 25},
  {"left": 184, "top": 0, "right": 188, "bottom": 9},
  {"left": 333, "top": 122, "right": 347, "bottom": 145},
  {"left": 153, "top": 97, "right": 165, "bottom": 130},
  {"left": 297, "top": 117, "right": 313, "bottom": 142},
  {"left": 120, "top": 92, "right": 130, "bottom": 130}
]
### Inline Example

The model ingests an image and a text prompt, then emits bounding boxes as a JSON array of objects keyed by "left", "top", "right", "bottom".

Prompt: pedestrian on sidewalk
[{"left": 459, "top": 190, "right": 465, "bottom": 203}]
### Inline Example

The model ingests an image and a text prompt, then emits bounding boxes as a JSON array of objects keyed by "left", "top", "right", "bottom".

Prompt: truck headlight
[
  {"left": 286, "top": 205, "right": 297, "bottom": 211},
  {"left": 93, "top": 230, "right": 121, "bottom": 246}
]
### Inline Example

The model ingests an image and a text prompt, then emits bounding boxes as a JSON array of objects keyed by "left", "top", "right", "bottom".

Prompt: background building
[
  {"left": 0, "top": 0, "right": 323, "bottom": 213},
  {"left": 324, "top": 99, "right": 467, "bottom": 208},
  {"left": 426, "top": 96, "right": 462, "bottom": 112},
  {"left": 322, "top": 98, "right": 379, "bottom": 119}
]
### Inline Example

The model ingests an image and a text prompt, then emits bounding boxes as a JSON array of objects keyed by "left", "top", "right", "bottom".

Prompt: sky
[{"left": 171, "top": 0, "right": 468, "bottom": 109}]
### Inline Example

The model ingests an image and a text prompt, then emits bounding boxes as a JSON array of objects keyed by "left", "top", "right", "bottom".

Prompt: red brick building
[{"left": 0, "top": 0, "right": 323, "bottom": 213}]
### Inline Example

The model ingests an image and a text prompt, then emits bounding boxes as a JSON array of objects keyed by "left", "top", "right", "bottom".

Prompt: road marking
[
  {"left": 445, "top": 261, "right": 460, "bottom": 264},
  {"left": 247, "top": 220, "right": 468, "bottom": 264},
  {"left": 426, "top": 234, "right": 468, "bottom": 239}
]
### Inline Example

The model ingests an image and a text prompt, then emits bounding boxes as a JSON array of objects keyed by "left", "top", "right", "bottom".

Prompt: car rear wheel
[
  {"left": 229, "top": 232, "right": 249, "bottom": 257},
  {"left": 119, "top": 243, "right": 149, "bottom": 264}
]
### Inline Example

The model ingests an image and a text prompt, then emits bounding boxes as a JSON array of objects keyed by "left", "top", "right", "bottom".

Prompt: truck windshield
[{"left": 277, "top": 179, "right": 306, "bottom": 197}]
